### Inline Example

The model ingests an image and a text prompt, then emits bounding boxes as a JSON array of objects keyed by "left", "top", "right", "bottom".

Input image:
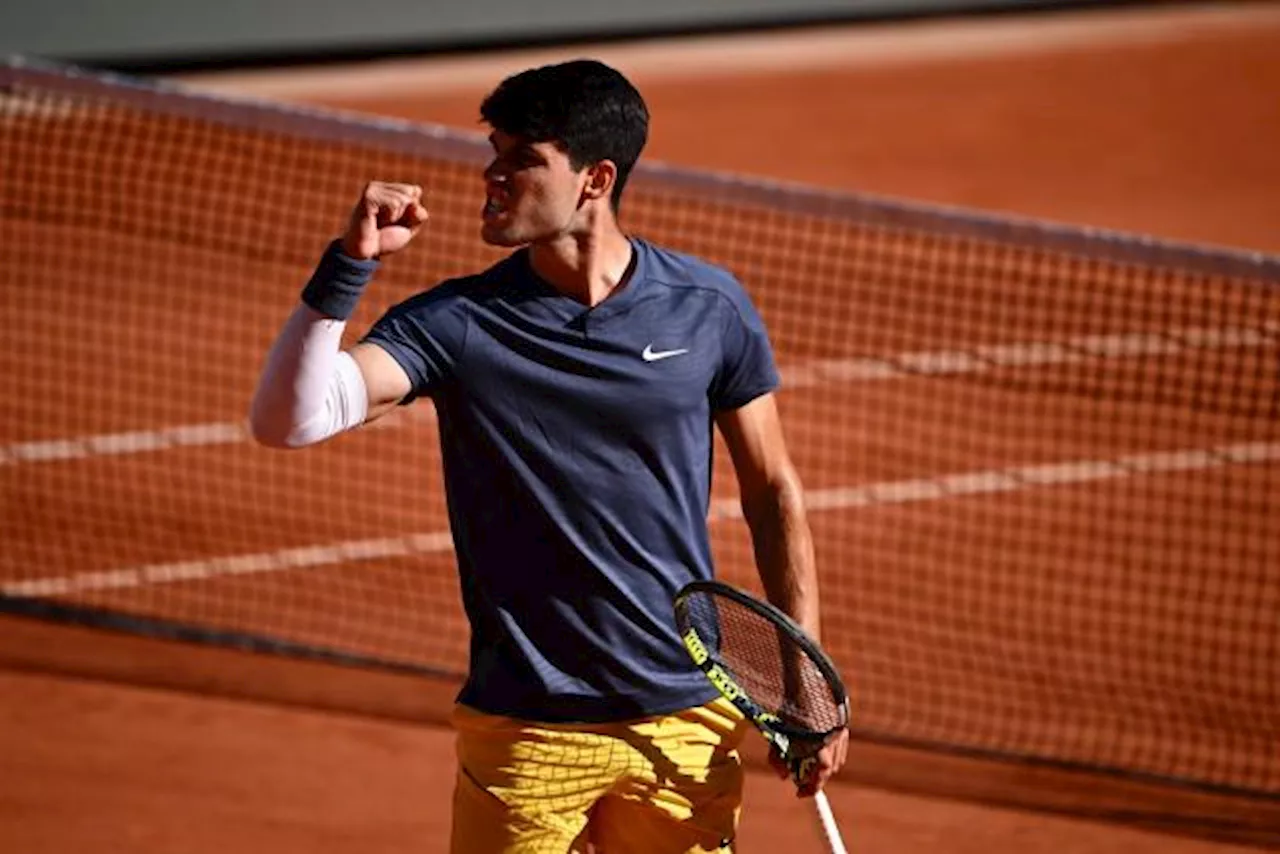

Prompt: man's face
[{"left": 481, "top": 130, "right": 590, "bottom": 247}]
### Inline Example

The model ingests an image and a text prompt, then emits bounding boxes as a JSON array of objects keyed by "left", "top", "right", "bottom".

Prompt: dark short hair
[{"left": 480, "top": 59, "right": 649, "bottom": 209}]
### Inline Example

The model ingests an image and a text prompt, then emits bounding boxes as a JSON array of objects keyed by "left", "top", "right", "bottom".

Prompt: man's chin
[{"left": 480, "top": 224, "right": 525, "bottom": 247}]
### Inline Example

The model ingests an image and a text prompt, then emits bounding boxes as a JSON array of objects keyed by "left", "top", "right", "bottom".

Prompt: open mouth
[{"left": 482, "top": 193, "right": 508, "bottom": 221}]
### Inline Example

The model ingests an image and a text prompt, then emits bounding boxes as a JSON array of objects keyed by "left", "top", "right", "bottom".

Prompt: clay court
[{"left": 2, "top": 2, "right": 1279, "bottom": 852}]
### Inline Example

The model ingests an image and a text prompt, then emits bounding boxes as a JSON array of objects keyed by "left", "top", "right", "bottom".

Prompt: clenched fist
[{"left": 341, "top": 181, "right": 429, "bottom": 260}]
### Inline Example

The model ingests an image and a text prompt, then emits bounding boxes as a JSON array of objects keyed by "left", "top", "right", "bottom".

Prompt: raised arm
[{"left": 248, "top": 182, "right": 426, "bottom": 448}]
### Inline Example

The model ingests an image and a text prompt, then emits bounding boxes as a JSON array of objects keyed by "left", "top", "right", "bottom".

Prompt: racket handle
[{"left": 811, "top": 790, "right": 848, "bottom": 854}]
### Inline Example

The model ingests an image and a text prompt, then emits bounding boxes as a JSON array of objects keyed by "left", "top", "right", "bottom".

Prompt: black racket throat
[{"left": 673, "top": 579, "right": 850, "bottom": 749}]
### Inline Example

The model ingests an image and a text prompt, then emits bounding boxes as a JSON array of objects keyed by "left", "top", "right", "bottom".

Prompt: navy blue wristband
[{"left": 299, "top": 240, "right": 380, "bottom": 320}]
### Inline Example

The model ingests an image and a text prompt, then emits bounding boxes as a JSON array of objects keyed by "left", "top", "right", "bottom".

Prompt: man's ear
[{"left": 582, "top": 160, "right": 618, "bottom": 203}]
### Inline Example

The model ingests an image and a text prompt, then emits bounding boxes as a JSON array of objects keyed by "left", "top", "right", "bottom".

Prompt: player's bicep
[
  {"left": 349, "top": 341, "right": 413, "bottom": 423},
  {"left": 715, "top": 392, "right": 798, "bottom": 499}
]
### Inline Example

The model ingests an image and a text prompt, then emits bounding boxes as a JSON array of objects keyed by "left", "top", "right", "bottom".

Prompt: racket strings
[{"left": 682, "top": 591, "right": 844, "bottom": 735}]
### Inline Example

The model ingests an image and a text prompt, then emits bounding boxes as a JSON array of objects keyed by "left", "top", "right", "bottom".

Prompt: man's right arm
[
  {"left": 248, "top": 181, "right": 427, "bottom": 449},
  {"left": 247, "top": 307, "right": 412, "bottom": 448},
  {"left": 349, "top": 341, "right": 414, "bottom": 424}
]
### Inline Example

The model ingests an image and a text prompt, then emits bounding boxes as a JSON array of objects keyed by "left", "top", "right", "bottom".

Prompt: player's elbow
[
  {"left": 249, "top": 362, "right": 369, "bottom": 449},
  {"left": 247, "top": 412, "right": 292, "bottom": 449},
  {"left": 739, "top": 466, "right": 806, "bottom": 527},
  {"left": 249, "top": 421, "right": 319, "bottom": 450},
  {"left": 248, "top": 424, "right": 293, "bottom": 449},
  {"left": 247, "top": 397, "right": 309, "bottom": 450}
]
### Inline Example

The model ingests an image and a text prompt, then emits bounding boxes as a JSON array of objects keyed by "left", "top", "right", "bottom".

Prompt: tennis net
[{"left": 1, "top": 57, "right": 1277, "bottom": 799}]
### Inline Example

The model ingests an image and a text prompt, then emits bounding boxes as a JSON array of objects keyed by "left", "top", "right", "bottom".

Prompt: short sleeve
[
  {"left": 361, "top": 283, "right": 469, "bottom": 403},
  {"left": 709, "top": 282, "right": 780, "bottom": 411}
]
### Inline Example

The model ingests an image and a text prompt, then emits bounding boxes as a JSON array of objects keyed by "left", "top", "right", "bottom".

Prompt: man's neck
[{"left": 528, "top": 225, "right": 635, "bottom": 308}]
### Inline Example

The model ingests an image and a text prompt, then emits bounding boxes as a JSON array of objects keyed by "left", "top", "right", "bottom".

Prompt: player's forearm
[
  {"left": 742, "top": 471, "right": 821, "bottom": 642},
  {"left": 248, "top": 304, "right": 369, "bottom": 448}
]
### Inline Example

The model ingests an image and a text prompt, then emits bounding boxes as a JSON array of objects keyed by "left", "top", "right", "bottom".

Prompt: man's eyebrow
[{"left": 487, "top": 134, "right": 546, "bottom": 163}]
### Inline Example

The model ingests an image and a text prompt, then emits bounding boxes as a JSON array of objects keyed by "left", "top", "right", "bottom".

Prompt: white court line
[
  {"left": 3, "top": 422, "right": 248, "bottom": 464},
  {"left": 2, "top": 321, "right": 1275, "bottom": 466},
  {"left": 0, "top": 405, "right": 434, "bottom": 466},
  {"left": 773, "top": 321, "right": 1278, "bottom": 387},
  {"left": 171, "top": 3, "right": 1280, "bottom": 100},
  {"left": 6, "top": 439, "right": 1277, "bottom": 599}
]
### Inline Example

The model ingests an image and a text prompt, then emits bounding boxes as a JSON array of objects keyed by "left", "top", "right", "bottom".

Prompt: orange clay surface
[{"left": 3, "top": 4, "right": 1279, "bottom": 853}]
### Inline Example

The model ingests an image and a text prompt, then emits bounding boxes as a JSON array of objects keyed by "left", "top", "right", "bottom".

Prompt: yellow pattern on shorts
[{"left": 451, "top": 698, "right": 749, "bottom": 854}]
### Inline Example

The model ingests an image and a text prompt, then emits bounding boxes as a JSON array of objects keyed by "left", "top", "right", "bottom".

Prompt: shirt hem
[{"left": 457, "top": 683, "right": 724, "bottom": 725}]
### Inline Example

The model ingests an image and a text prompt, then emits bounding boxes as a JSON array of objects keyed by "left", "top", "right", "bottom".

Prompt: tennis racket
[{"left": 673, "top": 579, "right": 851, "bottom": 854}]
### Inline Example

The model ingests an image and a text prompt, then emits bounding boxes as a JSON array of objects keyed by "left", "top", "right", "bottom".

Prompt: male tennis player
[{"left": 250, "top": 59, "right": 847, "bottom": 853}]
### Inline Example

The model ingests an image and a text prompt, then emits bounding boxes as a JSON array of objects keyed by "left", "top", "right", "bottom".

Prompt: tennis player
[{"left": 250, "top": 59, "right": 847, "bottom": 853}]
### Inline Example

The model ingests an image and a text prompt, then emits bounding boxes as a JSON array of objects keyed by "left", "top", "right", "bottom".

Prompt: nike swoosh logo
[{"left": 642, "top": 344, "right": 690, "bottom": 362}]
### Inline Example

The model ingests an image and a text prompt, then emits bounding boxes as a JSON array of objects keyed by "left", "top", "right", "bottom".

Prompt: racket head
[{"left": 673, "top": 579, "right": 850, "bottom": 757}]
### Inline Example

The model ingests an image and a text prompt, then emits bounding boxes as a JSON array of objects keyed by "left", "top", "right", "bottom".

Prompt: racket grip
[{"left": 811, "top": 790, "right": 848, "bottom": 854}]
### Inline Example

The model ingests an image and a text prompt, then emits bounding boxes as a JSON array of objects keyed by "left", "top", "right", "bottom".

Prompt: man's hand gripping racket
[{"left": 674, "top": 580, "right": 851, "bottom": 854}]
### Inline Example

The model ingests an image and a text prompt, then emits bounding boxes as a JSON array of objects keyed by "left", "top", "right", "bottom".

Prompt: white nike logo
[{"left": 642, "top": 344, "right": 690, "bottom": 362}]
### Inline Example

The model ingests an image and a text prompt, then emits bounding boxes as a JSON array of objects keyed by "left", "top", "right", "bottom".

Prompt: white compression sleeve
[{"left": 249, "top": 304, "right": 370, "bottom": 448}]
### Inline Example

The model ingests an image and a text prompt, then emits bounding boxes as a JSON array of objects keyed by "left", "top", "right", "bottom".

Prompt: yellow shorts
[{"left": 450, "top": 698, "right": 749, "bottom": 854}]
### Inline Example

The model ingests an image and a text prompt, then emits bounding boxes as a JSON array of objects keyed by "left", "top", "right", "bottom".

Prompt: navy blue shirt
[{"left": 362, "top": 238, "right": 779, "bottom": 722}]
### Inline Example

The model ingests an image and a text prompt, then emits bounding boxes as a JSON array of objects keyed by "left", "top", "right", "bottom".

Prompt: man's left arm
[
  {"left": 716, "top": 392, "right": 849, "bottom": 795},
  {"left": 715, "top": 393, "right": 818, "bottom": 639}
]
